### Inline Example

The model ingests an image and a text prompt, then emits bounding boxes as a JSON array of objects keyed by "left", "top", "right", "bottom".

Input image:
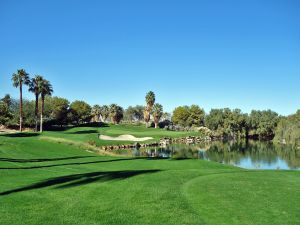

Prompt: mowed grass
[
  {"left": 41, "top": 124, "right": 201, "bottom": 146},
  {"left": 0, "top": 126, "right": 300, "bottom": 225}
]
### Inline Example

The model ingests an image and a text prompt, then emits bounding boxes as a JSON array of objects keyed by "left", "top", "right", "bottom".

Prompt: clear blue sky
[{"left": 0, "top": 0, "right": 299, "bottom": 115}]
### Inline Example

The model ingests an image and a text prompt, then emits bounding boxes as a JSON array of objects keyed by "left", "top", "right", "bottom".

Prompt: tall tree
[
  {"left": 11, "top": 69, "right": 30, "bottom": 132},
  {"left": 91, "top": 105, "right": 102, "bottom": 122},
  {"left": 109, "top": 104, "right": 124, "bottom": 124},
  {"left": 100, "top": 105, "right": 110, "bottom": 122},
  {"left": 144, "top": 91, "right": 156, "bottom": 127},
  {"left": 39, "top": 79, "right": 53, "bottom": 132},
  {"left": 29, "top": 75, "right": 44, "bottom": 131},
  {"left": 152, "top": 103, "right": 163, "bottom": 128},
  {"left": 172, "top": 106, "right": 190, "bottom": 127},
  {"left": 48, "top": 97, "right": 69, "bottom": 127},
  {"left": 69, "top": 100, "right": 92, "bottom": 124}
]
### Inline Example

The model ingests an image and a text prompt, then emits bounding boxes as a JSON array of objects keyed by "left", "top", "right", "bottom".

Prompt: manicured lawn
[
  {"left": 0, "top": 126, "right": 299, "bottom": 225},
  {"left": 41, "top": 124, "right": 201, "bottom": 146}
]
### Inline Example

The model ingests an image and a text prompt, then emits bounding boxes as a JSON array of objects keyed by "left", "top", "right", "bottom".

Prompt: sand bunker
[{"left": 99, "top": 134, "right": 153, "bottom": 142}]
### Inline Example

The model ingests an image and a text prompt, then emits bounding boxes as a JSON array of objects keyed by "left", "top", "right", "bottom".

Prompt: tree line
[
  {"left": 1, "top": 69, "right": 54, "bottom": 132},
  {"left": 0, "top": 71, "right": 165, "bottom": 131},
  {"left": 0, "top": 68, "right": 299, "bottom": 145}
]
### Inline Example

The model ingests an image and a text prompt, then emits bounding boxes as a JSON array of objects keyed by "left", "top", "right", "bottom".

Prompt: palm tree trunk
[
  {"left": 35, "top": 93, "right": 39, "bottom": 132},
  {"left": 19, "top": 84, "right": 23, "bottom": 132},
  {"left": 99, "top": 114, "right": 104, "bottom": 122},
  {"left": 40, "top": 96, "right": 44, "bottom": 132}
]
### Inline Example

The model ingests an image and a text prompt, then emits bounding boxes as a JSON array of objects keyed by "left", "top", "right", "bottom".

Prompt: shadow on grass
[
  {"left": 43, "top": 123, "right": 109, "bottom": 131},
  {"left": 0, "top": 157, "right": 147, "bottom": 170},
  {"left": 0, "top": 133, "right": 40, "bottom": 138},
  {"left": 0, "top": 169, "right": 161, "bottom": 196},
  {"left": 68, "top": 130, "right": 99, "bottom": 135},
  {"left": 77, "top": 122, "right": 110, "bottom": 128},
  {"left": 171, "top": 158, "right": 192, "bottom": 161},
  {"left": 0, "top": 156, "right": 95, "bottom": 163}
]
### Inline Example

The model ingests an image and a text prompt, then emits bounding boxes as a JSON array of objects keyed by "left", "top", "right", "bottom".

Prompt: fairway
[{"left": 1, "top": 128, "right": 299, "bottom": 225}]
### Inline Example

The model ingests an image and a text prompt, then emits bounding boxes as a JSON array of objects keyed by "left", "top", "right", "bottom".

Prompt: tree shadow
[
  {"left": 68, "top": 130, "right": 99, "bottom": 135},
  {"left": 43, "top": 123, "right": 109, "bottom": 131},
  {"left": 78, "top": 122, "right": 110, "bottom": 128},
  {"left": 171, "top": 157, "right": 192, "bottom": 161},
  {"left": 0, "top": 169, "right": 161, "bottom": 196},
  {"left": 0, "top": 133, "right": 40, "bottom": 138},
  {"left": 0, "top": 157, "right": 146, "bottom": 170},
  {"left": 0, "top": 156, "right": 95, "bottom": 163}
]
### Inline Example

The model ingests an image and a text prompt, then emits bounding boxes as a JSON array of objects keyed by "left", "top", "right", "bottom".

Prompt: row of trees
[
  {"left": 0, "top": 87, "right": 288, "bottom": 141},
  {"left": 1, "top": 87, "right": 166, "bottom": 129},
  {"left": 172, "top": 106, "right": 280, "bottom": 139},
  {"left": 1, "top": 69, "right": 299, "bottom": 143}
]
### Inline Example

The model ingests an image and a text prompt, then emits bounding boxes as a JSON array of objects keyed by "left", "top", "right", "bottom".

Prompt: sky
[{"left": 0, "top": 0, "right": 299, "bottom": 115}]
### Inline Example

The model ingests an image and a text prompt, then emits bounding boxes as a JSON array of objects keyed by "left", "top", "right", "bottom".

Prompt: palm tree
[
  {"left": 143, "top": 109, "right": 151, "bottom": 127},
  {"left": 144, "top": 91, "right": 156, "bottom": 127},
  {"left": 109, "top": 104, "right": 124, "bottom": 124},
  {"left": 100, "top": 105, "right": 110, "bottom": 122},
  {"left": 12, "top": 69, "right": 30, "bottom": 132},
  {"left": 39, "top": 79, "right": 53, "bottom": 132},
  {"left": 92, "top": 105, "right": 101, "bottom": 122},
  {"left": 152, "top": 103, "right": 163, "bottom": 128},
  {"left": 29, "top": 75, "right": 44, "bottom": 131}
]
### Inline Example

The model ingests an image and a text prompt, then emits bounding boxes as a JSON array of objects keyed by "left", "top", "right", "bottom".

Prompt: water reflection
[{"left": 117, "top": 141, "right": 300, "bottom": 170}]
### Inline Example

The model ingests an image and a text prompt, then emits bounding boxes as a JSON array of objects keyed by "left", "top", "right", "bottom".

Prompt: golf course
[
  {"left": 1, "top": 1, "right": 300, "bottom": 224},
  {"left": 1, "top": 125, "right": 299, "bottom": 225}
]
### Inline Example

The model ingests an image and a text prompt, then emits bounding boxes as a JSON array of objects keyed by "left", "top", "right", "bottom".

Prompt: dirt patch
[{"left": 0, "top": 126, "right": 18, "bottom": 134}]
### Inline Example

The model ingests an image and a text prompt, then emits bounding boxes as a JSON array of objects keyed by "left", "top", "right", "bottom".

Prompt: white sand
[{"left": 99, "top": 134, "right": 153, "bottom": 142}]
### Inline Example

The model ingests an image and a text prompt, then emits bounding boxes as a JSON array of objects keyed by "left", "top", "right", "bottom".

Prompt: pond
[{"left": 117, "top": 141, "right": 300, "bottom": 170}]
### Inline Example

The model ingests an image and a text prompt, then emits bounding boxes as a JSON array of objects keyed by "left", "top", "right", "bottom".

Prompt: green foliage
[
  {"left": 172, "top": 105, "right": 205, "bottom": 127},
  {"left": 2, "top": 94, "right": 12, "bottom": 107},
  {"left": 205, "top": 108, "right": 279, "bottom": 140},
  {"left": 0, "top": 102, "right": 12, "bottom": 125},
  {"left": 69, "top": 100, "right": 92, "bottom": 124},
  {"left": 187, "top": 105, "right": 205, "bottom": 127},
  {"left": 124, "top": 105, "right": 144, "bottom": 122},
  {"left": 172, "top": 106, "right": 190, "bottom": 126},
  {"left": 0, "top": 95, "right": 12, "bottom": 125},
  {"left": 8, "top": 99, "right": 36, "bottom": 127},
  {"left": 109, "top": 104, "right": 124, "bottom": 124},
  {"left": 248, "top": 110, "right": 279, "bottom": 139},
  {"left": 205, "top": 108, "right": 247, "bottom": 139},
  {"left": 274, "top": 110, "right": 300, "bottom": 146},
  {"left": 44, "top": 96, "right": 69, "bottom": 126}
]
